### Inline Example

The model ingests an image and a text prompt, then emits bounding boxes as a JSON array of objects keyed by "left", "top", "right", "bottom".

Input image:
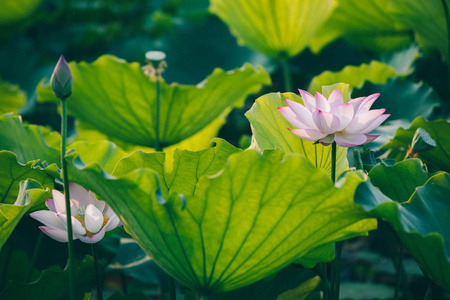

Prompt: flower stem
[
  {"left": 441, "top": 0, "right": 450, "bottom": 95},
  {"left": 394, "top": 243, "right": 404, "bottom": 300},
  {"left": 320, "top": 262, "right": 329, "bottom": 300},
  {"left": 61, "top": 97, "right": 76, "bottom": 300},
  {"left": 26, "top": 231, "right": 44, "bottom": 282},
  {"left": 168, "top": 275, "right": 176, "bottom": 300},
  {"left": 331, "top": 142, "right": 337, "bottom": 183},
  {"left": 280, "top": 52, "right": 292, "bottom": 92},
  {"left": 154, "top": 70, "right": 162, "bottom": 152},
  {"left": 423, "top": 282, "right": 434, "bottom": 300},
  {"left": 329, "top": 142, "right": 341, "bottom": 300},
  {"left": 92, "top": 243, "right": 103, "bottom": 300}
]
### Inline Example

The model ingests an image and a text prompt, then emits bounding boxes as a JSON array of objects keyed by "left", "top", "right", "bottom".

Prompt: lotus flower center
[{"left": 75, "top": 205, "right": 110, "bottom": 236}]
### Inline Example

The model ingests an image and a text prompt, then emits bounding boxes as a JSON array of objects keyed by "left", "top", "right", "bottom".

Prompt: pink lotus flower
[
  {"left": 30, "top": 182, "right": 121, "bottom": 243},
  {"left": 278, "top": 89, "right": 390, "bottom": 147}
]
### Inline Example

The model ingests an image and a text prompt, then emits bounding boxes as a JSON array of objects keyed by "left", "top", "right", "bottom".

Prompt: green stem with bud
[{"left": 61, "top": 97, "right": 76, "bottom": 300}]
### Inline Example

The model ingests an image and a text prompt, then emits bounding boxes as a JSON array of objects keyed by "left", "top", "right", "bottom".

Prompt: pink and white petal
[
  {"left": 356, "top": 93, "right": 380, "bottom": 114},
  {"left": 364, "top": 134, "right": 380, "bottom": 143},
  {"left": 335, "top": 132, "right": 367, "bottom": 147},
  {"left": 39, "top": 226, "right": 78, "bottom": 243},
  {"left": 104, "top": 215, "right": 121, "bottom": 231},
  {"left": 85, "top": 204, "right": 104, "bottom": 234},
  {"left": 288, "top": 128, "right": 327, "bottom": 141},
  {"left": 360, "top": 114, "right": 390, "bottom": 134},
  {"left": 318, "top": 134, "right": 335, "bottom": 146},
  {"left": 285, "top": 100, "right": 316, "bottom": 129},
  {"left": 69, "top": 182, "right": 98, "bottom": 207},
  {"left": 331, "top": 103, "right": 354, "bottom": 131},
  {"left": 298, "top": 89, "right": 316, "bottom": 111},
  {"left": 312, "top": 109, "right": 340, "bottom": 134},
  {"left": 57, "top": 214, "right": 87, "bottom": 235},
  {"left": 30, "top": 210, "right": 66, "bottom": 230},
  {"left": 77, "top": 228, "right": 106, "bottom": 244},
  {"left": 346, "top": 109, "right": 386, "bottom": 133},
  {"left": 328, "top": 90, "right": 344, "bottom": 107},
  {"left": 52, "top": 190, "right": 66, "bottom": 214},
  {"left": 278, "top": 107, "right": 309, "bottom": 129},
  {"left": 45, "top": 198, "right": 57, "bottom": 212},
  {"left": 95, "top": 200, "right": 106, "bottom": 212},
  {"left": 314, "top": 92, "right": 331, "bottom": 112},
  {"left": 348, "top": 97, "right": 366, "bottom": 113}
]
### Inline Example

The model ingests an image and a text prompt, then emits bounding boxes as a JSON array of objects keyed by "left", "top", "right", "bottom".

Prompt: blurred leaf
[
  {"left": 390, "top": 0, "right": 449, "bottom": 57},
  {"left": 308, "top": 61, "right": 397, "bottom": 94},
  {"left": 0, "top": 256, "right": 96, "bottom": 299},
  {"left": 355, "top": 173, "right": 450, "bottom": 292},
  {"left": 339, "top": 282, "right": 394, "bottom": 300},
  {"left": 210, "top": 0, "right": 337, "bottom": 58},
  {"left": 365, "top": 119, "right": 410, "bottom": 150},
  {"left": 277, "top": 275, "right": 320, "bottom": 300},
  {"left": 245, "top": 91, "right": 348, "bottom": 176},
  {"left": 37, "top": 55, "right": 270, "bottom": 148},
  {"left": 0, "top": 81, "right": 26, "bottom": 114},
  {"left": 65, "top": 148, "right": 375, "bottom": 293},
  {"left": 368, "top": 159, "right": 435, "bottom": 203},
  {"left": 0, "top": 178, "right": 50, "bottom": 252},
  {"left": 0, "top": 151, "right": 54, "bottom": 205},
  {"left": 356, "top": 78, "right": 440, "bottom": 121},
  {"left": 215, "top": 266, "right": 317, "bottom": 300},
  {"left": 380, "top": 44, "right": 419, "bottom": 75},
  {"left": 0, "top": 248, "right": 40, "bottom": 284},
  {"left": 381, "top": 118, "right": 450, "bottom": 172},
  {"left": 0, "top": 0, "right": 42, "bottom": 25},
  {"left": 308, "top": 0, "right": 411, "bottom": 53},
  {"left": 108, "top": 290, "right": 149, "bottom": 300},
  {"left": 0, "top": 114, "right": 60, "bottom": 166}
]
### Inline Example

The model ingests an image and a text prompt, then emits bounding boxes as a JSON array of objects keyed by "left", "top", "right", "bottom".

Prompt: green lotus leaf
[
  {"left": 308, "top": 61, "right": 396, "bottom": 94},
  {"left": 0, "top": 113, "right": 60, "bottom": 166},
  {"left": 0, "top": 256, "right": 95, "bottom": 300},
  {"left": 367, "top": 159, "right": 435, "bottom": 203},
  {"left": 0, "top": 178, "right": 50, "bottom": 252},
  {"left": 65, "top": 147, "right": 375, "bottom": 294},
  {"left": 209, "top": 0, "right": 337, "bottom": 58},
  {"left": 0, "top": 151, "right": 54, "bottom": 206},
  {"left": 381, "top": 117, "right": 450, "bottom": 172},
  {"left": 0, "top": 0, "right": 41, "bottom": 26},
  {"left": 355, "top": 173, "right": 450, "bottom": 292},
  {"left": 215, "top": 266, "right": 318, "bottom": 300},
  {"left": 0, "top": 81, "right": 26, "bottom": 114},
  {"left": 308, "top": 0, "right": 411, "bottom": 53},
  {"left": 356, "top": 78, "right": 440, "bottom": 121},
  {"left": 390, "top": 0, "right": 449, "bottom": 57},
  {"left": 245, "top": 91, "right": 348, "bottom": 176},
  {"left": 37, "top": 55, "right": 271, "bottom": 148}
]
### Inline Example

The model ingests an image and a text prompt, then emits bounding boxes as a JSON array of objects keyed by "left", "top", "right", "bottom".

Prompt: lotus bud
[{"left": 50, "top": 55, "right": 73, "bottom": 99}]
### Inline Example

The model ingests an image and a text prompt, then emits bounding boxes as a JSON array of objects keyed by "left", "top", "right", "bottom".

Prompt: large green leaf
[
  {"left": 0, "top": 0, "right": 42, "bottom": 25},
  {"left": 356, "top": 78, "right": 440, "bottom": 121},
  {"left": 308, "top": 0, "right": 411, "bottom": 53},
  {"left": 0, "top": 113, "right": 60, "bottom": 166},
  {"left": 0, "top": 257, "right": 95, "bottom": 299},
  {"left": 65, "top": 148, "right": 375, "bottom": 293},
  {"left": 308, "top": 61, "right": 397, "bottom": 94},
  {"left": 0, "top": 151, "right": 54, "bottom": 205},
  {"left": 245, "top": 92, "right": 348, "bottom": 176},
  {"left": 355, "top": 173, "right": 450, "bottom": 292},
  {"left": 37, "top": 55, "right": 270, "bottom": 148},
  {"left": 367, "top": 159, "right": 434, "bottom": 203},
  {"left": 390, "top": 0, "right": 449, "bottom": 57},
  {"left": 0, "top": 179, "right": 50, "bottom": 252},
  {"left": 381, "top": 118, "right": 450, "bottom": 172},
  {"left": 209, "top": 0, "right": 337, "bottom": 58},
  {"left": 0, "top": 81, "right": 26, "bottom": 114}
]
